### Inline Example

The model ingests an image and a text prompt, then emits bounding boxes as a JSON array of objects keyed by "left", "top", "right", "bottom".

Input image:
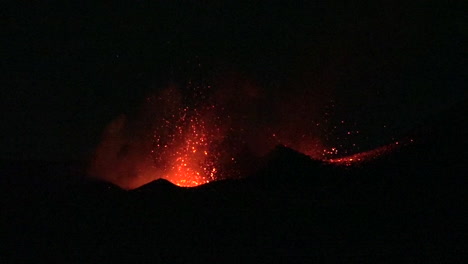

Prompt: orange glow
[
  {"left": 324, "top": 138, "right": 413, "bottom": 166},
  {"left": 143, "top": 92, "right": 225, "bottom": 187},
  {"left": 154, "top": 110, "right": 220, "bottom": 187},
  {"left": 88, "top": 85, "right": 229, "bottom": 189},
  {"left": 89, "top": 81, "right": 415, "bottom": 189}
]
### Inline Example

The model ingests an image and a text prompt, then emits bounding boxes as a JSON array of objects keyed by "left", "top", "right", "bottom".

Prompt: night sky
[{"left": 2, "top": 1, "right": 465, "bottom": 161}]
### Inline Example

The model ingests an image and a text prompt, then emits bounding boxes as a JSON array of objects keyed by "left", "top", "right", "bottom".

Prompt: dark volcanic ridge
[{"left": 2, "top": 103, "right": 466, "bottom": 263}]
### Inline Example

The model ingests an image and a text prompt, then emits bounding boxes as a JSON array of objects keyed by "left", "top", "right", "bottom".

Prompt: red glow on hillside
[
  {"left": 325, "top": 142, "right": 399, "bottom": 166},
  {"left": 89, "top": 79, "right": 412, "bottom": 189},
  {"left": 322, "top": 137, "right": 413, "bottom": 166}
]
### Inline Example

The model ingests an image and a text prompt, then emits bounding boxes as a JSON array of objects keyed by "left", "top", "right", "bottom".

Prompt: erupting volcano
[
  {"left": 89, "top": 83, "right": 238, "bottom": 189},
  {"left": 89, "top": 78, "right": 412, "bottom": 189},
  {"left": 145, "top": 100, "right": 226, "bottom": 187}
]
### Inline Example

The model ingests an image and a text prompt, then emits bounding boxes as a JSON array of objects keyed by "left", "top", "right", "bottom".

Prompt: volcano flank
[
  {"left": 2, "top": 2, "right": 465, "bottom": 262},
  {"left": 3, "top": 103, "right": 466, "bottom": 263}
]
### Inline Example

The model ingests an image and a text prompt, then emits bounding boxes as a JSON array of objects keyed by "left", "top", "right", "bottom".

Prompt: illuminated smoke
[
  {"left": 88, "top": 80, "right": 258, "bottom": 189},
  {"left": 89, "top": 75, "right": 410, "bottom": 189}
]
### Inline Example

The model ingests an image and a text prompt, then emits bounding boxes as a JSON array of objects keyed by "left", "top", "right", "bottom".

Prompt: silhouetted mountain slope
[{"left": 2, "top": 102, "right": 466, "bottom": 263}]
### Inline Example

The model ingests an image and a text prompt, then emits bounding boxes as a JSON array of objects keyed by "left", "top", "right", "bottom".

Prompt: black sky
[{"left": 2, "top": 1, "right": 465, "bottom": 161}]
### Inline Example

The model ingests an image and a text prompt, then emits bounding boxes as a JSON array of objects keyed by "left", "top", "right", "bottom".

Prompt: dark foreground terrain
[{"left": 2, "top": 105, "right": 466, "bottom": 263}]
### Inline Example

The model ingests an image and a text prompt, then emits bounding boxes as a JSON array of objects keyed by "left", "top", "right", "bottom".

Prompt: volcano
[
  {"left": 4, "top": 1, "right": 465, "bottom": 262},
  {"left": 3, "top": 102, "right": 466, "bottom": 263}
]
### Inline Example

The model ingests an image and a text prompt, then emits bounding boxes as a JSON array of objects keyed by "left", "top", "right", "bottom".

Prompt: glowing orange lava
[
  {"left": 88, "top": 84, "right": 231, "bottom": 189},
  {"left": 144, "top": 88, "right": 225, "bottom": 187},
  {"left": 152, "top": 108, "right": 220, "bottom": 187},
  {"left": 323, "top": 138, "right": 413, "bottom": 166},
  {"left": 90, "top": 81, "right": 414, "bottom": 189},
  {"left": 325, "top": 143, "right": 398, "bottom": 166}
]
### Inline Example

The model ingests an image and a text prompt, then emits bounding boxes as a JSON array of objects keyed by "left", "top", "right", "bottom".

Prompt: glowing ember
[
  {"left": 325, "top": 142, "right": 399, "bottom": 166},
  {"left": 89, "top": 82, "right": 246, "bottom": 189},
  {"left": 89, "top": 78, "right": 414, "bottom": 189},
  {"left": 268, "top": 105, "right": 414, "bottom": 167},
  {"left": 148, "top": 104, "right": 222, "bottom": 187},
  {"left": 135, "top": 84, "right": 230, "bottom": 187},
  {"left": 322, "top": 137, "right": 414, "bottom": 166}
]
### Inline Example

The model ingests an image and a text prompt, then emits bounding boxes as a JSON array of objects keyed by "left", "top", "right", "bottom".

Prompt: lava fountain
[
  {"left": 145, "top": 91, "right": 224, "bottom": 187},
  {"left": 89, "top": 79, "right": 411, "bottom": 189},
  {"left": 88, "top": 83, "right": 244, "bottom": 189}
]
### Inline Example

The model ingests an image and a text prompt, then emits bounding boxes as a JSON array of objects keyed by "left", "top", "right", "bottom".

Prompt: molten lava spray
[
  {"left": 89, "top": 81, "right": 259, "bottom": 189},
  {"left": 91, "top": 87, "right": 213, "bottom": 188},
  {"left": 144, "top": 86, "right": 224, "bottom": 187},
  {"left": 89, "top": 75, "right": 409, "bottom": 189}
]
